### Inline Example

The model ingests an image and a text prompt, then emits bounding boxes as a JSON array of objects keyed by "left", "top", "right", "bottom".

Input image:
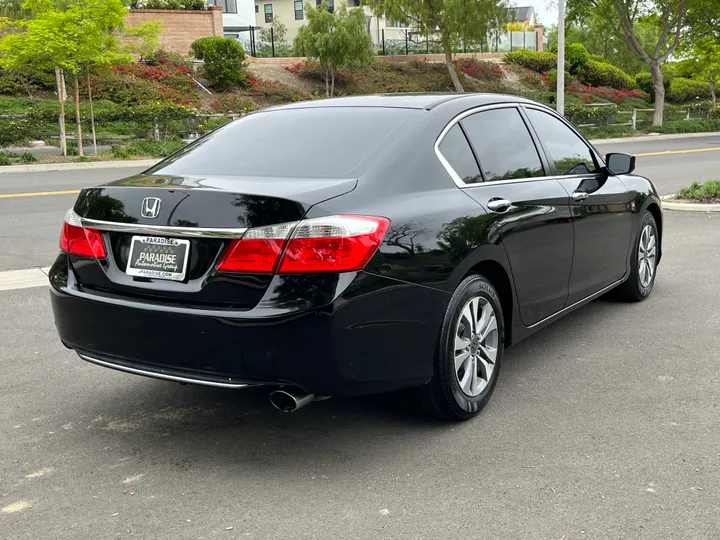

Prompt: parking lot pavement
[{"left": 1, "top": 210, "right": 719, "bottom": 539}]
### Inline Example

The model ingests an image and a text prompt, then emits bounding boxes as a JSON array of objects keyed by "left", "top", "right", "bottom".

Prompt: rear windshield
[{"left": 150, "top": 107, "right": 419, "bottom": 178}]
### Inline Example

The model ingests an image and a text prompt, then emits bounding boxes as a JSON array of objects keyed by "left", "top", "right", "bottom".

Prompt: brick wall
[{"left": 125, "top": 6, "right": 224, "bottom": 54}]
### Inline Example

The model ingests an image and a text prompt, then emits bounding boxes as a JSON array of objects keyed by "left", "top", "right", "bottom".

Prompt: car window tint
[
  {"left": 526, "top": 108, "right": 597, "bottom": 176},
  {"left": 438, "top": 125, "right": 482, "bottom": 184},
  {"left": 150, "top": 108, "right": 418, "bottom": 179},
  {"left": 461, "top": 108, "right": 544, "bottom": 181}
]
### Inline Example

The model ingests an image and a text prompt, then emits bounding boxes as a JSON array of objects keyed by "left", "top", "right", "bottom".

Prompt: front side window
[
  {"left": 264, "top": 3, "right": 273, "bottom": 22},
  {"left": 438, "top": 125, "right": 482, "bottom": 185},
  {"left": 526, "top": 108, "right": 597, "bottom": 176},
  {"left": 294, "top": 0, "right": 303, "bottom": 19},
  {"left": 461, "top": 108, "right": 544, "bottom": 182}
]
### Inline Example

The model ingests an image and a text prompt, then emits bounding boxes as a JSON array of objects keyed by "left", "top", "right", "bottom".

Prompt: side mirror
[{"left": 605, "top": 152, "right": 636, "bottom": 175}]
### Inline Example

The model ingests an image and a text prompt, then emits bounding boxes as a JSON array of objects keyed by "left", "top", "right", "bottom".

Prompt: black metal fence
[{"left": 226, "top": 26, "right": 538, "bottom": 58}]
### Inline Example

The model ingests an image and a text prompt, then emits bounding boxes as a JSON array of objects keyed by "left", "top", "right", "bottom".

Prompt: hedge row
[
  {"left": 505, "top": 50, "right": 569, "bottom": 73},
  {"left": 505, "top": 48, "right": 636, "bottom": 90}
]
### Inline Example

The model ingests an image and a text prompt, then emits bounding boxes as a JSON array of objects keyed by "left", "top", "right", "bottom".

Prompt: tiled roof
[{"left": 510, "top": 6, "right": 534, "bottom": 22}]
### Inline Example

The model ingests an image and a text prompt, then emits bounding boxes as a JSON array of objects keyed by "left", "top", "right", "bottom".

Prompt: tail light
[
  {"left": 216, "top": 215, "right": 390, "bottom": 274},
  {"left": 60, "top": 210, "right": 107, "bottom": 259}
]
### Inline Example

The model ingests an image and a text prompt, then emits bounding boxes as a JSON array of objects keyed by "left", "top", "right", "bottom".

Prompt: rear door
[
  {"left": 522, "top": 106, "right": 633, "bottom": 304},
  {"left": 440, "top": 105, "right": 574, "bottom": 327}
]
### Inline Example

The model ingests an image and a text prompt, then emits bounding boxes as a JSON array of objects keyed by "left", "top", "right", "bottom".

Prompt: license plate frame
[{"left": 126, "top": 235, "right": 191, "bottom": 282}]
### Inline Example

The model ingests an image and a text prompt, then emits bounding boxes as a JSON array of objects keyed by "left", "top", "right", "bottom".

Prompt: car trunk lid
[{"left": 68, "top": 173, "right": 357, "bottom": 308}]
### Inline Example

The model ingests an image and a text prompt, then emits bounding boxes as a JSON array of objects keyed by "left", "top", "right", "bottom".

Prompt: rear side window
[
  {"left": 151, "top": 107, "right": 418, "bottom": 179},
  {"left": 525, "top": 108, "right": 597, "bottom": 175},
  {"left": 438, "top": 125, "right": 482, "bottom": 184},
  {"left": 461, "top": 108, "right": 544, "bottom": 182}
]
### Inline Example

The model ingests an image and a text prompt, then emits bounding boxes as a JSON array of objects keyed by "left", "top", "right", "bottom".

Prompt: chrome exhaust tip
[{"left": 269, "top": 388, "right": 315, "bottom": 412}]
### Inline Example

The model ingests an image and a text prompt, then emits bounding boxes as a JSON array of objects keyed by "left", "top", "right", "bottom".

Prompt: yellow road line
[
  {"left": 0, "top": 189, "right": 80, "bottom": 199},
  {"left": 635, "top": 147, "right": 720, "bottom": 157}
]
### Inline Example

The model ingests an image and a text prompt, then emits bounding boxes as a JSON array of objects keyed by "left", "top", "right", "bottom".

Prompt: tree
[
  {"left": 294, "top": 2, "right": 373, "bottom": 97},
  {"left": 259, "top": 14, "right": 290, "bottom": 56},
  {"left": 568, "top": 0, "right": 690, "bottom": 126},
  {"left": 692, "top": 39, "right": 720, "bottom": 103},
  {"left": 364, "top": 0, "right": 508, "bottom": 92},
  {"left": 681, "top": 0, "right": 720, "bottom": 103},
  {"left": 547, "top": 15, "right": 657, "bottom": 75},
  {"left": 0, "top": 0, "right": 157, "bottom": 155}
]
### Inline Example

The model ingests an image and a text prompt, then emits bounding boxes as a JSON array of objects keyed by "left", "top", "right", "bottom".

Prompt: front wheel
[
  {"left": 416, "top": 275, "right": 504, "bottom": 421},
  {"left": 616, "top": 211, "right": 659, "bottom": 302}
]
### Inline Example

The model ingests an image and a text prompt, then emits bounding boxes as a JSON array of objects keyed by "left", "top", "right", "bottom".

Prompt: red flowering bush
[
  {"left": 284, "top": 60, "right": 315, "bottom": 74},
  {"left": 247, "top": 77, "right": 312, "bottom": 102},
  {"left": 454, "top": 58, "right": 504, "bottom": 81},
  {"left": 566, "top": 81, "right": 648, "bottom": 104},
  {"left": 85, "top": 63, "right": 199, "bottom": 107},
  {"left": 209, "top": 93, "right": 257, "bottom": 114}
]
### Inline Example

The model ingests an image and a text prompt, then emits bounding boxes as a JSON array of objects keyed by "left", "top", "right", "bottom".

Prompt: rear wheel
[
  {"left": 417, "top": 275, "right": 504, "bottom": 421},
  {"left": 616, "top": 211, "right": 658, "bottom": 302}
]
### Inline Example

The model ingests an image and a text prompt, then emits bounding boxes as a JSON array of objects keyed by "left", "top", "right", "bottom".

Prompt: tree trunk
[
  {"left": 711, "top": 81, "right": 716, "bottom": 105},
  {"left": 55, "top": 67, "right": 67, "bottom": 157},
  {"left": 72, "top": 76, "right": 84, "bottom": 157},
  {"left": 330, "top": 62, "right": 336, "bottom": 97},
  {"left": 444, "top": 49, "right": 464, "bottom": 92},
  {"left": 324, "top": 68, "right": 330, "bottom": 97},
  {"left": 87, "top": 68, "right": 98, "bottom": 156},
  {"left": 649, "top": 62, "right": 664, "bottom": 127}
]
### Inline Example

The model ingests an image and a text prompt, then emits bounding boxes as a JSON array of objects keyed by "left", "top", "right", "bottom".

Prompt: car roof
[{"left": 263, "top": 93, "right": 538, "bottom": 111}]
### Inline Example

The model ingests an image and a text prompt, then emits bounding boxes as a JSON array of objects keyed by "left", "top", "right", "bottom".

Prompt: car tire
[
  {"left": 416, "top": 274, "right": 504, "bottom": 421},
  {"left": 616, "top": 211, "right": 659, "bottom": 302}
]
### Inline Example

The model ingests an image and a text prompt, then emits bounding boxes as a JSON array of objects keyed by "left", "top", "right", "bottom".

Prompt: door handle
[
  {"left": 571, "top": 191, "right": 589, "bottom": 202},
  {"left": 487, "top": 198, "right": 512, "bottom": 212}
]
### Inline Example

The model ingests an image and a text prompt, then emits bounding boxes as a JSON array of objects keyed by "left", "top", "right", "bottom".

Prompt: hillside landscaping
[{"left": 1, "top": 33, "right": 720, "bottom": 164}]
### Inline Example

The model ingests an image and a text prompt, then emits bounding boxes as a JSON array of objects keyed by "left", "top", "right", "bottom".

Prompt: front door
[
  {"left": 522, "top": 107, "right": 633, "bottom": 304},
  {"left": 450, "top": 106, "right": 574, "bottom": 327}
]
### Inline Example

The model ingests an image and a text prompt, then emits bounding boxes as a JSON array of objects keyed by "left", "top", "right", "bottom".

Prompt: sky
[{"left": 522, "top": 0, "right": 558, "bottom": 27}]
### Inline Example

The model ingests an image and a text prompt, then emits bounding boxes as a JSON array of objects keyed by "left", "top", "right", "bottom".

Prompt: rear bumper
[{"left": 50, "top": 255, "right": 448, "bottom": 396}]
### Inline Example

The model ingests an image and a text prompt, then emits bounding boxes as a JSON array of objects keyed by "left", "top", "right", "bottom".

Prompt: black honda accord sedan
[{"left": 50, "top": 93, "right": 662, "bottom": 420}]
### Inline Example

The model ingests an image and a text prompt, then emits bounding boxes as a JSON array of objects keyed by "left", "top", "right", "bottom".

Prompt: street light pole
[{"left": 556, "top": 0, "right": 565, "bottom": 116}]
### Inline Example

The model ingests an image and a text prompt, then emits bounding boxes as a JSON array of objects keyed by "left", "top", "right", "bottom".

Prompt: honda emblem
[{"left": 141, "top": 197, "right": 162, "bottom": 219}]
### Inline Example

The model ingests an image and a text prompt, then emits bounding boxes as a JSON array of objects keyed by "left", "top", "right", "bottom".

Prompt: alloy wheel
[
  {"left": 454, "top": 296, "right": 499, "bottom": 397},
  {"left": 638, "top": 224, "right": 657, "bottom": 288}
]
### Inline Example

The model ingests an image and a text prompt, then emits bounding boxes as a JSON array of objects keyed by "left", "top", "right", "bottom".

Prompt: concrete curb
[
  {"left": 0, "top": 159, "right": 159, "bottom": 175},
  {"left": 661, "top": 195, "right": 720, "bottom": 212},
  {"left": 590, "top": 132, "right": 720, "bottom": 145}
]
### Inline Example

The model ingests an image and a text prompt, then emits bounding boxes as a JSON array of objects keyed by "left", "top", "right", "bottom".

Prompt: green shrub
[
  {"left": 19, "top": 152, "right": 37, "bottom": 163},
  {"left": 644, "top": 119, "right": 720, "bottom": 134},
  {"left": 191, "top": 37, "right": 246, "bottom": 90},
  {"left": 0, "top": 119, "right": 32, "bottom": 147},
  {"left": 566, "top": 43, "right": 590, "bottom": 73},
  {"left": 710, "top": 105, "right": 720, "bottom": 119},
  {"left": 588, "top": 53, "right": 605, "bottom": 63},
  {"left": 580, "top": 60, "right": 635, "bottom": 90},
  {"left": 547, "top": 69, "right": 572, "bottom": 88},
  {"left": 141, "top": 48, "right": 193, "bottom": 71},
  {"left": 676, "top": 180, "right": 720, "bottom": 201},
  {"left": 110, "top": 139, "right": 185, "bottom": 159},
  {"left": 131, "top": 0, "right": 207, "bottom": 9},
  {"left": 578, "top": 124, "right": 634, "bottom": 139},
  {"left": 0, "top": 152, "right": 12, "bottom": 166},
  {"left": 666, "top": 77, "right": 711, "bottom": 102},
  {"left": 504, "top": 50, "right": 568, "bottom": 73}
]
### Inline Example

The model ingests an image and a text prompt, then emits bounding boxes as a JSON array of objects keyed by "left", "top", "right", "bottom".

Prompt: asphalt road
[
  {"left": 1, "top": 209, "right": 719, "bottom": 539},
  {"left": 0, "top": 134, "right": 718, "bottom": 272}
]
